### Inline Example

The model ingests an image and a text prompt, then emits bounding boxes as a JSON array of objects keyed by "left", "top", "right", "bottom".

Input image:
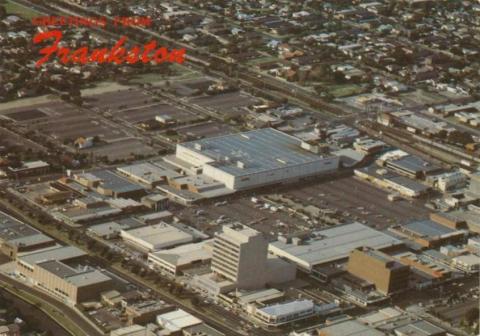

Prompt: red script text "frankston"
[{"left": 33, "top": 30, "right": 186, "bottom": 68}]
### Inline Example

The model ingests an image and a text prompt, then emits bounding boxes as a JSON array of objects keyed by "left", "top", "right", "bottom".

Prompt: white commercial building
[
  {"left": 172, "top": 128, "right": 339, "bottom": 190},
  {"left": 212, "top": 223, "right": 269, "bottom": 289},
  {"left": 110, "top": 325, "right": 155, "bottom": 336},
  {"left": 253, "top": 300, "right": 316, "bottom": 327},
  {"left": 117, "top": 162, "right": 181, "bottom": 188},
  {"left": 435, "top": 171, "right": 467, "bottom": 192},
  {"left": 211, "top": 223, "right": 295, "bottom": 290},
  {"left": 148, "top": 240, "right": 213, "bottom": 276},
  {"left": 156, "top": 309, "right": 202, "bottom": 333},
  {"left": 269, "top": 222, "right": 403, "bottom": 272},
  {"left": 120, "top": 223, "right": 194, "bottom": 252},
  {"left": 452, "top": 254, "right": 480, "bottom": 273}
]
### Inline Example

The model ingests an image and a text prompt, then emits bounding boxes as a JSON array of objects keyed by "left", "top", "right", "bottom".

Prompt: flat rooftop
[
  {"left": 269, "top": 222, "right": 402, "bottom": 270},
  {"left": 77, "top": 170, "right": 145, "bottom": 194},
  {"left": 65, "top": 270, "right": 111, "bottom": 287},
  {"left": 20, "top": 246, "right": 86, "bottom": 265},
  {"left": 356, "top": 247, "right": 406, "bottom": 270},
  {"left": 9, "top": 160, "right": 49, "bottom": 172},
  {"left": 258, "top": 300, "right": 314, "bottom": 317},
  {"left": 157, "top": 309, "right": 202, "bottom": 332},
  {"left": 0, "top": 211, "right": 53, "bottom": 247},
  {"left": 394, "top": 320, "right": 445, "bottom": 336},
  {"left": 121, "top": 222, "right": 194, "bottom": 250},
  {"left": 39, "top": 260, "right": 77, "bottom": 278},
  {"left": 403, "top": 220, "right": 459, "bottom": 238},
  {"left": 387, "top": 155, "right": 441, "bottom": 174},
  {"left": 179, "top": 128, "right": 332, "bottom": 176},
  {"left": 117, "top": 162, "right": 181, "bottom": 184},
  {"left": 357, "top": 165, "right": 430, "bottom": 193},
  {"left": 317, "top": 320, "right": 386, "bottom": 336},
  {"left": 149, "top": 240, "right": 213, "bottom": 266},
  {"left": 19, "top": 246, "right": 111, "bottom": 287},
  {"left": 221, "top": 223, "right": 263, "bottom": 242},
  {"left": 87, "top": 218, "right": 144, "bottom": 237}
]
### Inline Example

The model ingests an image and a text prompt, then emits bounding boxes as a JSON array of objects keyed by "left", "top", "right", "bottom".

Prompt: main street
[
  {"left": 0, "top": 194, "right": 256, "bottom": 336},
  {"left": 0, "top": 273, "right": 103, "bottom": 336}
]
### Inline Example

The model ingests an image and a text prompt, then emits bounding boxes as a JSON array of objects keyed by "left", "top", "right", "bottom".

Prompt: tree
[
  {"left": 448, "top": 130, "right": 473, "bottom": 146},
  {"left": 87, "top": 239, "right": 97, "bottom": 250},
  {"left": 465, "top": 307, "right": 479, "bottom": 326},
  {"left": 0, "top": 6, "right": 6, "bottom": 19}
]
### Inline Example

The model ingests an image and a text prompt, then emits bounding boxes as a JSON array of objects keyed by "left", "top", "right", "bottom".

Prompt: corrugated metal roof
[
  {"left": 269, "top": 223, "right": 402, "bottom": 269},
  {"left": 258, "top": 299, "right": 314, "bottom": 317},
  {"left": 180, "top": 128, "right": 331, "bottom": 176}
]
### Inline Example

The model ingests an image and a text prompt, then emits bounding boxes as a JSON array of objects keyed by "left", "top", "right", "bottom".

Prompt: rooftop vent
[
  {"left": 301, "top": 141, "right": 320, "bottom": 154},
  {"left": 237, "top": 161, "right": 246, "bottom": 169},
  {"left": 292, "top": 237, "right": 303, "bottom": 246},
  {"left": 194, "top": 143, "right": 203, "bottom": 151}
]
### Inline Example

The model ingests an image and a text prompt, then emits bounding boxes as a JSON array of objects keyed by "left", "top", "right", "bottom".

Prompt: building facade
[
  {"left": 347, "top": 247, "right": 409, "bottom": 295},
  {"left": 211, "top": 223, "right": 268, "bottom": 289},
  {"left": 15, "top": 246, "right": 113, "bottom": 305},
  {"left": 174, "top": 128, "right": 339, "bottom": 191}
]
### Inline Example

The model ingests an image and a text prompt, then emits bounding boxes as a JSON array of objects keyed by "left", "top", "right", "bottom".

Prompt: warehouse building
[
  {"left": 125, "top": 300, "right": 173, "bottom": 326},
  {"left": 169, "top": 128, "right": 339, "bottom": 191},
  {"left": 73, "top": 170, "right": 147, "bottom": 199},
  {"left": 452, "top": 255, "right": 480, "bottom": 273},
  {"left": 470, "top": 172, "right": 480, "bottom": 197},
  {"left": 1, "top": 160, "right": 50, "bottom": 178},
  {"left": 87, "top": 218, "right": 145, "bottom": 240},
  {"left": 120, "top": 222, "right": 195, "bottom": 253},
  {"left": 117, "top": 162, "right": 181, "bottom": 188},
  {"left": 268, "top": 222, "right": 403, "bottom": 272},
  {"left": 156, "top": 309, "right": 202, "bottom": 334},
  {"left": 389, "top": 220, "right": 466, "bottom": 249},
  {"left": 110, "top": 325, "right": 154, "bottom": 336},
  {"left": 384, "top": 155, "right": 442, "bottom": 180},
  {"left": 429, "top": 212, "right": 467, "bottom": 230},
  {"left": 0, "top": 211, "right": 55, "bottom": 259},
  {"left": 15, "top": 246, "right": 112, "bottom": 305},
  {"left": 147, "top": 240, "right": 214, "bottom": 277},
  {"left": 317, "top": 319, "right": 386, "bottom": 336},
  {"left": 355, "top": 166, "right": 431, "bottom": 198},
  {"left": 393, "top": 251, "right": 452, "bottom": 286}
]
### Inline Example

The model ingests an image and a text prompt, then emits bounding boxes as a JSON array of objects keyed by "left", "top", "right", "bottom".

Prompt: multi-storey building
[
  {"left": 211, "top": 223, "right": 268, "bottom": 289},
  {"left": 347, "top": 247, "right": 410, "bottom": 295}
]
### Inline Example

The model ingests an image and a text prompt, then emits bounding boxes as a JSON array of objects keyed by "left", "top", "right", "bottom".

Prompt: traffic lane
[
  {"left": 101, "top": 263, "right": 248, "bottom": 336},
  {"left": 0, "top": 287, "right": 70, "bottom": 336},
  {"left": 0, "top": 273, "right": 103, "bottom": 336}
]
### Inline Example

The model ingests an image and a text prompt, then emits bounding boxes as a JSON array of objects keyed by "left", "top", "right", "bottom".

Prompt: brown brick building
[{"left": 347, "top": 247, "right": 409, "bottom": 295}]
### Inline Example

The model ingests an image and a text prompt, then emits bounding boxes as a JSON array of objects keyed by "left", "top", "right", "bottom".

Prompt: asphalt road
[
  {"left": 0, "top": 273, "right": 103, "bottom": 336},
  {"left": 0, "top": 286, "right": 70, "bottom": 336}
]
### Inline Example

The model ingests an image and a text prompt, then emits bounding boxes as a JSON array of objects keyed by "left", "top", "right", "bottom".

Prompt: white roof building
[
  {"left": 173, "top": 128, "right": 339, "bottom": 190},
  {"left": 452, "top": 254, "right": 480, "bottom": 273},
  {"left": 120, "top": 223, "right": 194, "bottom": 252},
  {"left": 269, "top": 222, "right": 402, "bottom": 271},
  {"left": 148, "top": 240, "right": 213, "bottom": 276},
  {"left": 156, "top": 309, "right": 202, "bottom": 333},
  {"left": 253, "top": 300, "right": 316, "bottom": 326}
]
